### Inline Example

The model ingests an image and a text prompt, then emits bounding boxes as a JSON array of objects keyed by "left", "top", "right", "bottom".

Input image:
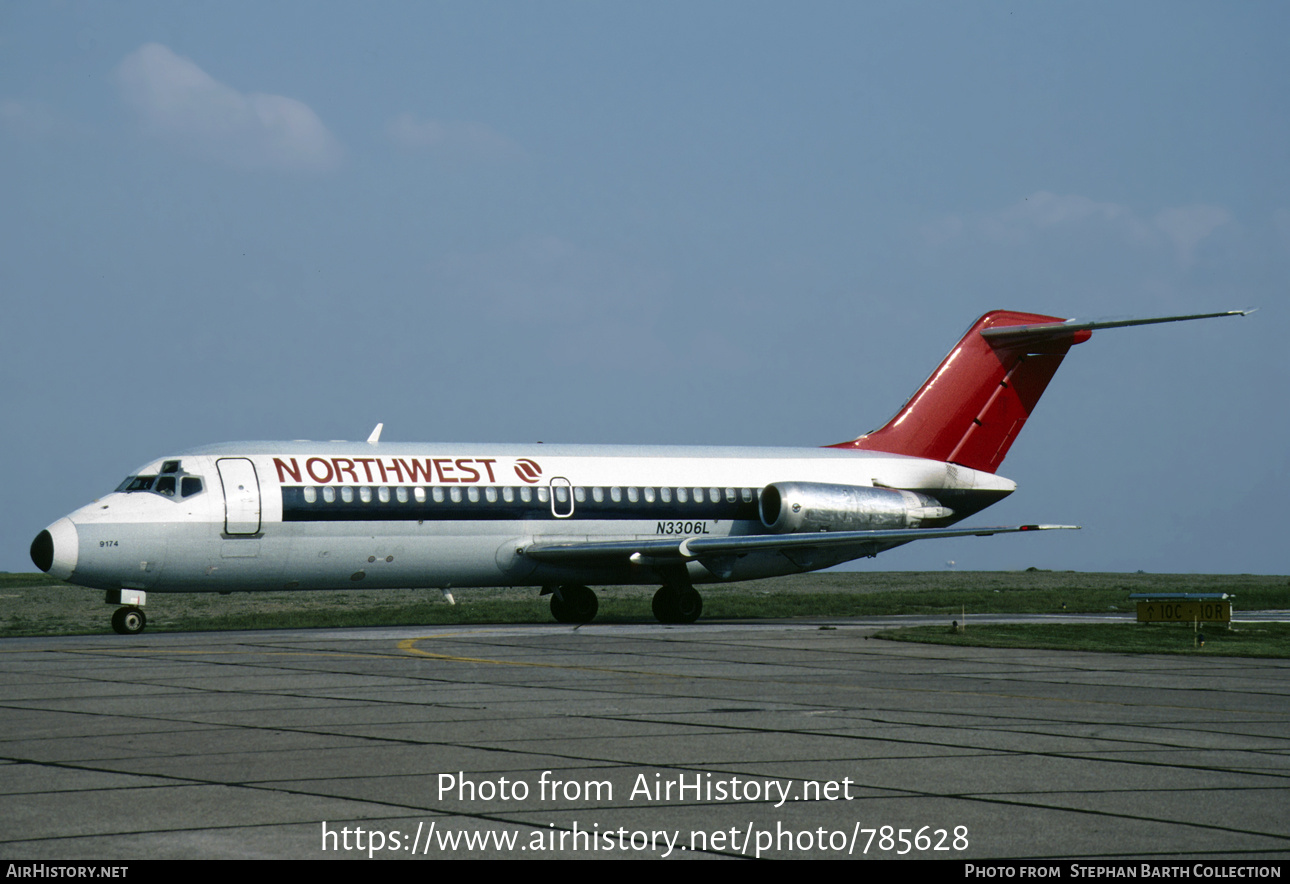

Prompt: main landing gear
[
  {"left": 546, "top": 584, "right": 599, "bottom": 624},
  {"left": 652, "top": 584, "right": 703, "bottom": 624},
  {"left": 111, "top": 606, "right": 147, "bottom": 635},
  {"left": 541, "top": 581, "right": 704, "bottom": 625}
]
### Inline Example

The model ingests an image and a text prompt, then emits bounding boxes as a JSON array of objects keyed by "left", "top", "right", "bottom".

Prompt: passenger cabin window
[{"left": 279, "top": 482, "right": 769, "bottom": 516}]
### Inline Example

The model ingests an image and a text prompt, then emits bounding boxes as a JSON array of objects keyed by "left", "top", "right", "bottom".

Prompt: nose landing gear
[
  {"left": 111, "top": 606, "right": 147, "bottom": 635},
  {"left": 106, "top": 590, "right": 148, "bottom": 635}
]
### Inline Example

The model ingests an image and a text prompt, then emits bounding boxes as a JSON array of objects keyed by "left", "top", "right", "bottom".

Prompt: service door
[{"left": 217, "top": 458, "right": 262, "bottom": 535}]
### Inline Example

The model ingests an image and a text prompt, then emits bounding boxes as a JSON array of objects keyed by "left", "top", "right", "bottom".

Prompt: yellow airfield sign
[{"left": 1136, "top": 600, "right": 1231, "bottom": 623}]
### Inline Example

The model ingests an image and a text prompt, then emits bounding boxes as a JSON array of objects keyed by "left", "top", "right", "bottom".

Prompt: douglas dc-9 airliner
[{"left": 31, "top": 309, "right": 1245, "bottom": 634}]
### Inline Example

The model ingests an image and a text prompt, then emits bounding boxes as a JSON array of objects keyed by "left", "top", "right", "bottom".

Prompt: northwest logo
[{"left": 514, "top": 458, "right": 543, "bottom": 484}]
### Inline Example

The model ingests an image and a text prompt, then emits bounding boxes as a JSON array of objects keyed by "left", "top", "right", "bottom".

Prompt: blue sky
[{"left": 2, "top": 2, "right": 1286, "bottom": 575}]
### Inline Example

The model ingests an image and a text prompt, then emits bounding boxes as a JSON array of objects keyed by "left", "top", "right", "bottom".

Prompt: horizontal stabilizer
[{"left": 979, "top": 310, "right": 1251, "bottom": 344}]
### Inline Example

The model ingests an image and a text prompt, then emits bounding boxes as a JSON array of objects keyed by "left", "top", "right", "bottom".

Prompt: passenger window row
[{"left": 297, "top": 485, "right": 760, "bottom": 506}]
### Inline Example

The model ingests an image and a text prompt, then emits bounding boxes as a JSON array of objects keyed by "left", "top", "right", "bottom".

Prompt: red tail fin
[
  {"left": 830, "top": 309, "right": 1247, "bottom": 472},
  {"left": 828, "top": 311, "right": 1090, "bottom": 473}
]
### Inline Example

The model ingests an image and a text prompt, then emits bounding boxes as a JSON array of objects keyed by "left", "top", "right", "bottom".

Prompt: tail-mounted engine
[{"left": 759, "top": 482, "right": 953, "bottom": 533}]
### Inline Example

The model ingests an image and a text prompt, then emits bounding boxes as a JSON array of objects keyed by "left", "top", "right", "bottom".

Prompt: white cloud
[
  {"left": 116, "top": 43, "right": 343, "bottom": 172},
  {"left": 1154, "top": 205, "right": 1233, "bottom": 265},
  {"left": 925, "top": 191, "right": 1231, "bottom": 265},
  {"left": 977, "top": 191, "right": 1152, "bottom": 246},
  {"left": 386, "top": 112, "right": 522, "bottom": 160}
]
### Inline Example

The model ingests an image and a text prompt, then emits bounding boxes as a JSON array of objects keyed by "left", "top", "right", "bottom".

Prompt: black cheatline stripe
[{"left": 280, "top": 486, "right": 761, "bottom": 523}]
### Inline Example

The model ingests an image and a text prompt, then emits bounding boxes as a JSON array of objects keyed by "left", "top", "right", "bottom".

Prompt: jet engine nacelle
[{"left": 759, "top": 482, "right": 953, "bottom": 533}]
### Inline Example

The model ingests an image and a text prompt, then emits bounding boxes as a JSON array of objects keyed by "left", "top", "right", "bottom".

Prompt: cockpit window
[
  {"left": 117, "top": 475, "right": 157, "bottom": 492},
  {"left": 116, "top": 472, "right": 205, "bottom": 499},
  {"left": 161, "top": 460, "right": 181, "bottom": 474}
]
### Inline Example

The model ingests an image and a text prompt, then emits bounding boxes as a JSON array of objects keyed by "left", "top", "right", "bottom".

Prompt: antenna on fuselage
[{"left": 367, "top": 423, "right": 384, "bottom": 444}]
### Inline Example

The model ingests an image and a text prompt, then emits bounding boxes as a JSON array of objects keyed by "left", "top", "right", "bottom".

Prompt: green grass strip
[{"left": 1, "top": 571, "right": 1285, "bottom": 652}]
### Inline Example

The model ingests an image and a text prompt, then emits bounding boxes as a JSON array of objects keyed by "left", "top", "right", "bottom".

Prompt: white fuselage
[{"left": 42, "top": 441, "right": 1016, "bottom": 594}]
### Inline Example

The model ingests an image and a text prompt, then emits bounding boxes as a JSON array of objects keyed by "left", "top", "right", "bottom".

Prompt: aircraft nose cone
[
  {"left": 31, "top": 518, "right": 78, "bottom": 580},
  {"left": 30, "top": 531, "right": 53, "bottom": 572}
]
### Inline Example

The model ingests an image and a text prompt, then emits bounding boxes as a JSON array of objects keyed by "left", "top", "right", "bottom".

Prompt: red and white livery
[{"left": 31, "top": 309, "right": 1246, "bottom": 633}]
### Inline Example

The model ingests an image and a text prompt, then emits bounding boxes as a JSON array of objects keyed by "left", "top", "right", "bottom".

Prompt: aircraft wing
[{"left": 521, "top": 524, "right": 1078, "bottom": 568}]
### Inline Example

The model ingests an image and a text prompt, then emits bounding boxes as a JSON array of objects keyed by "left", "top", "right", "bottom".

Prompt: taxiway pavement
[{"left": 1, "top": 620, "right": 1287, "bottom": 859}]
